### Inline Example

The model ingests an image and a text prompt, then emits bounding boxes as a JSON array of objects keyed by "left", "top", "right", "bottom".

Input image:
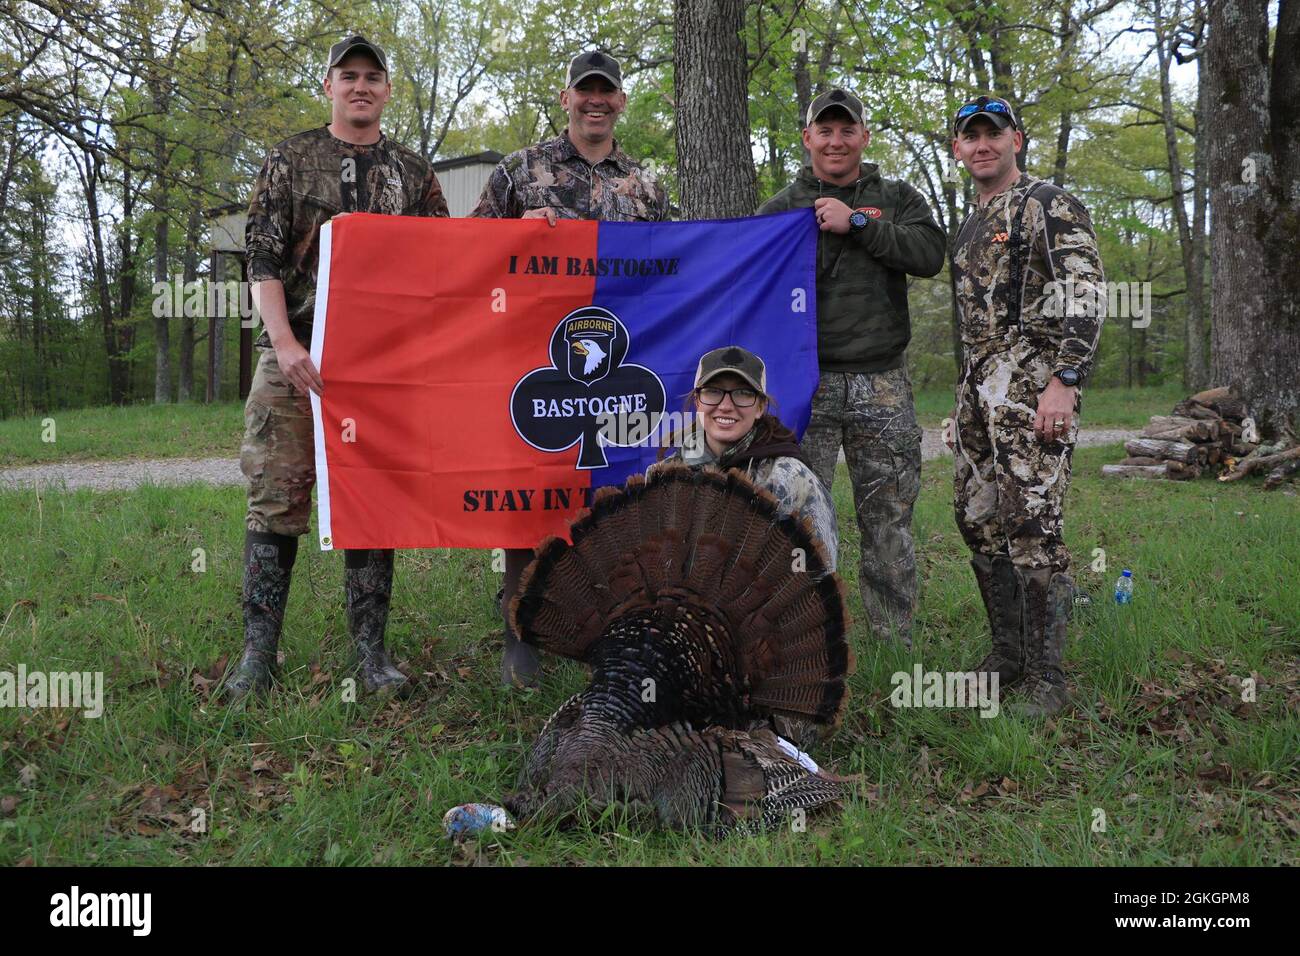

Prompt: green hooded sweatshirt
[{"left": 758, "top": 163, "right": 946, "bottom": 374}]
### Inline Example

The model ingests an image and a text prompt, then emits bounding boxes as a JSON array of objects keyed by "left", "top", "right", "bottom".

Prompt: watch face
[
  {"left": 1058, "top": 368, "right": 1080, "bottom": 386},
  {"left": 849, "top": 211, "right": 868, "bottom": 229}
]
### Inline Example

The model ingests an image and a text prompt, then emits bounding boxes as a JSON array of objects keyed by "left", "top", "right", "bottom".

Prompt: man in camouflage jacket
[
  {"left": 225, "top": 36, "right": 450, "bottom": 703},
  {"left": 471, "top": 51, "right": 668, "bottom": 687},
  {"left": 949, "top": 95, "right": 1106, "bottom": 717},
  {"left": 758, "top": 89, "right": 946, "bottom": 650}
]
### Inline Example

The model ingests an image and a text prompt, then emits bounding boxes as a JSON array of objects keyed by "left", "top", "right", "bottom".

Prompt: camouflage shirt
[
  {"left": 245, "top": 126, "right": 449, "bottom": 347},
  {"left": 470, "top": 131, "right": 668, "bottom": 221},
  {"left": 647, "top": 428, "right": 839, "bottom": 574},
  {"left": 952, "top": 174, "right": 1105, "bottom": 378}
]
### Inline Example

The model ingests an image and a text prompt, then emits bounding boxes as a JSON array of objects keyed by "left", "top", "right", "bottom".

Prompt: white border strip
[{"left": 309, "top": 220, "right": 334, "bottom": 551}]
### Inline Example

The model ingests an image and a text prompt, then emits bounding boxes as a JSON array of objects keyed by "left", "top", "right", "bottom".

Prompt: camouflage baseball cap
[
  {"left": 806, "top": 88, "right": 866, "bottom": 127},
  {"left": 953, "top": 95, "right": 1020, "bottom": 134},
  {"left": 694, "top": 346, "right": 767, "bottom": 394},
  {"left": 327, "top": 35, "right": 388, "bottom": 74},
  {"left": 567, "top": 51, "right": 622, "bottom": 89}
]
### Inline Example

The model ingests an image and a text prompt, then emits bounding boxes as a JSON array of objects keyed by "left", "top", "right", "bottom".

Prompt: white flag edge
[{"left": 309, "top": 219, "right": 334, "bottom": 551}]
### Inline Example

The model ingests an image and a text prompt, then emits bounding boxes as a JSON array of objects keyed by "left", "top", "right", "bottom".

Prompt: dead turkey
[{"left": 503, "top": 464, "right": 855, "bottom": 834}]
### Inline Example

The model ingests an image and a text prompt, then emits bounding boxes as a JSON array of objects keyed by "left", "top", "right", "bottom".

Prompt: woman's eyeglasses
[{"left": 697, "top": 386, "right": 760, "bottom": 408}]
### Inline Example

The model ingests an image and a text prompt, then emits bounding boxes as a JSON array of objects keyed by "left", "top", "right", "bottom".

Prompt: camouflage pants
[
  {"left": 242, "top": 348, "right": 316, "bottom": 536},
  {"left": 802, "top": 368, "right": 922, "bottom": 643},
  {"left": 954, "top": 340, "right": 1077, "bottom": 573}
]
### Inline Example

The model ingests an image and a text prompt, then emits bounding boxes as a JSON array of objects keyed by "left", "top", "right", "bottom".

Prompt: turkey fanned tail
[{"left": 504, "top": 465, "right": 855, "bottom": 833}]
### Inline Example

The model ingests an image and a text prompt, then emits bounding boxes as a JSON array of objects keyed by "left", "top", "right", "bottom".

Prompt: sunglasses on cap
[{"left": 955, "top": 97, "right": 1018, "bottom": 131}]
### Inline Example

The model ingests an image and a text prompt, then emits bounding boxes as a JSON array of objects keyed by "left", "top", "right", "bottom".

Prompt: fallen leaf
[
  {"left": 1196, "top": 763, "right": 1233, "bottom": 783},
  {"left": 958, "top": 780, "right": 990, "bottom": 803},
  {"left": 18, "top": 764, "right": 38, "bottom": 789},
  {"left": 0, "top": 795, "right": 18, "bottom": 816}
]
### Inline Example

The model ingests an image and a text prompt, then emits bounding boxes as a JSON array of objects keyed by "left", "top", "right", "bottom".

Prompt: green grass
[
  {"left": 0, "top": 402, "right": 243, "bottom": 466},
  {"left": 2, "top": 446, "right": 1296, "bottom": 865},
  {"left": 914, "top": 383, "right": 1187, "bottom": 429}
]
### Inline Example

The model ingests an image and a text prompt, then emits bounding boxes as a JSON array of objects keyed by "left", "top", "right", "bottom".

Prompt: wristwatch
[
  {"left": 848, "top": 210, "right": 869, "bottom": 233},
  {"left": 1054, "top": 367, "right": 1081, "bottom": 387}
]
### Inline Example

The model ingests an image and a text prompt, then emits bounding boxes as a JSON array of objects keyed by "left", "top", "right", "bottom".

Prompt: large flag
[{"left": 309, "top": 209, "right": 818, "bottom": 550}]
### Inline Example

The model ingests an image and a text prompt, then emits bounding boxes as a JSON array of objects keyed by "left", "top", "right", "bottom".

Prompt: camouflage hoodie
[{"left": 759, "top": 164, "right": 945, "bottom": 374}]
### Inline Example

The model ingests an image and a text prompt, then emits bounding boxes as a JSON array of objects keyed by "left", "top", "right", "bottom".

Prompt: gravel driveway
[{"left": 0, "top": 427, "right": 1138, "bottom": 492}]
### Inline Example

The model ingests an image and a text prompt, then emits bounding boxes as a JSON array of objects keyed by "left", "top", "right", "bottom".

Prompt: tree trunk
[
  {"left": 117, "top": 161, "right": 138, "bottom": 404},
  {"left": 153, "top": 205, "right": 171, "bottom": 403},
  {"left": 945, "top": 175, "right": 970, "bottom": 370},
  {"left": 1206, "top": 0, "right": 1300, "bottom": 440},
  {"left": 30, "top": 204, "right": 48, "bottom": 413},
  {"left": 151, "top": 72, "right": 171, "bottom": 404},
  {"left": 674, "top": 0, "right": 756, "bottom": 218},
  {"left": 211, "top": 253, "right": 226, "bottom": 402},
  {"left": 1052, "top": 5, "right": 1077, "bottom": 186},
  {"left": 1053, "top": 111, "right": 1071, "bottom": 186},
  {"left": 1188, "top": 50, "right": 1209, "bottom": 390},
  {"left": 178, "top": 200, "right": 200, "bottom": 402},
  {"left": 80, "top": 149, "right": 128, "bottom": 405},
  {"left": 0, "top": 114, "right": 19, "bottom": 224},
  {"left": 1153, "top": 0, "right": 1199, "bottom": 392},
  {"left": 988, "top": 16, "right": 1026, "bottom": 171},
  {"left": 793, "top": 36, "right": 811, "bottom": 169}
]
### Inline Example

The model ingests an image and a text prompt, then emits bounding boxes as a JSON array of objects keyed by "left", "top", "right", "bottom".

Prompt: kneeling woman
[{"left": 649, "top": 345, "right": 839, "bottom": 570}]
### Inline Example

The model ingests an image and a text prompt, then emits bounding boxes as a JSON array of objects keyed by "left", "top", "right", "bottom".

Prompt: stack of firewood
[{"left": 1101, "top": 386, "right": 1254, "bottom": 481}]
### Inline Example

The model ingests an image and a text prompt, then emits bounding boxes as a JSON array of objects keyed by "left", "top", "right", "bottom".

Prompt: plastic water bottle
[
  {"left": 1114, "top": 569, "right": 1134, "bottom": 605},
  {"left": 442, "top": 803, "right": 514, "bottom": 837}
]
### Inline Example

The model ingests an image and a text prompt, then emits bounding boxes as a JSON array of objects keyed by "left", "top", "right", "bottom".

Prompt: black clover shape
[{"left": 511, "top": 309, "right": 666, "bottom": 469}]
